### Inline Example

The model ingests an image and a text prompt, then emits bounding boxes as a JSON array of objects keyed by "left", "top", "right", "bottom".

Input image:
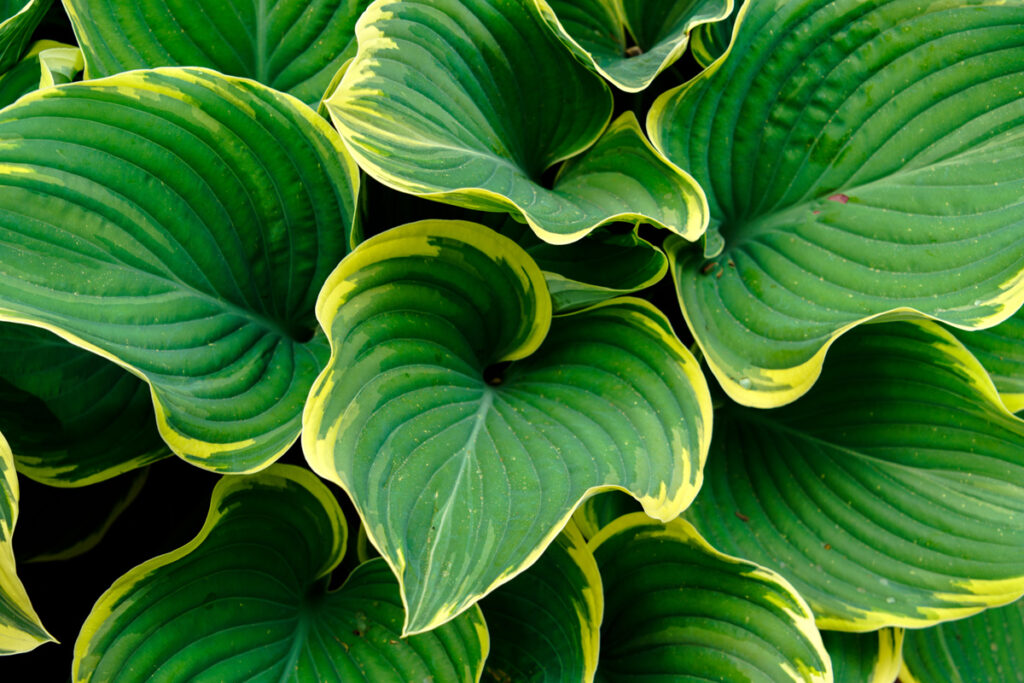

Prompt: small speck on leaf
[
  {"left": 827, "top": 194, "right": 849, "bottom": 204},
  {"left": 735, "top": 510, "right": 750, "bottom": 522}
]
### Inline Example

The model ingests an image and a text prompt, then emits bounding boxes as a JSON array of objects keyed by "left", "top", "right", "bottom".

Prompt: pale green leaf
[
  {"left": 328, "top": 0, "right": 707, "bottom": 244},
  {"left": 592, "top": 513, "right": 831, "bottom": 682},
  {"left": 304, "top": 220, "right": 712, "bottom": 634},
  {"left": 73, "top": 465, "right": 488, "bottom": 683},
  {"left": 0, "top": 67, "right": 359, "bottom": 473},
  {"left": 686, "top": 320, "right": 1024, "bottom": 630},
  {"left": 653, "top": 0, "right": 1024, "bottom": 407}
]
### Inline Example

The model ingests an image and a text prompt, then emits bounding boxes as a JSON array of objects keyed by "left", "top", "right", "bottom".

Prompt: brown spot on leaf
[
  {"left": 827, "top": 193, "right": 850, "bottom": 204},
  {"left": 734, "top": 510, "right": 750, "bottom": 522}
]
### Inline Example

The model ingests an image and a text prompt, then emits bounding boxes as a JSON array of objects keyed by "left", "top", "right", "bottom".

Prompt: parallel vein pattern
[
  {"left": 653, "top": 0, "right": 1024, "bottom": 407},
  {"left": 328, "top": 0, "right": 707, "bottom": 244},
  {"left": 63, "top": 0, "right": 370, "bottom": 105},
  {"left": 0, "top": 67, "right": 359, "bottom": 472},
  {"left": 73, "top": 466, "right": 488, "bottom": 683},
  {"left": 686, "top": 321, "right": 1024, "bottom": 630},
  {"left": 952, "top": 307, "right": 1024, "bottom": 413},
  {"left": 304, "top": 220, "right": 711, "bottom": 634},
  {"left": 592, "top": 514, "right": 831, "bottom": 682}
]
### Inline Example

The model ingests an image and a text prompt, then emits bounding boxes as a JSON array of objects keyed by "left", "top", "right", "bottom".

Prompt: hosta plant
[{"left": 1, "top": 0, "right": 1023, "bottom": 681}]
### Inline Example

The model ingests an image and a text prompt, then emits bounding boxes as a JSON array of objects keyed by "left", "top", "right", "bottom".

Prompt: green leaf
[
  {"left": 0, "top": 67, "right": 360, "bottom": 473},
  {"left": 900, "top": 598, "right": 1024, "bottom": 683},
  {"left": 571, "top": 490, "right": 641, "bottom": 540},
  {"left": 535, "top": 0, "right": 732, "bottom": 92},
  {"left": 951, "top": 307, "right": 1024, "bottom": 413},
  {"left": 73, "top": 465, "right": 488, "bottom": 683},
  {"left": 686, "top": 320, "right": 1024, "bottom": 631},
  {"left": 690, "top": 0, "right": 740, "bottom": 67},
  {"left": 0, "top": 324, "right": 169, "bottom": 486},
  {"left": 304, "top": 220, "right": 712, "bottom": 634},
  {"left": 327, "top": 0, "right": 707, "bottom": 244},
  {"left": 0, "top": 0, "right": 51, "bottom": 74},
  {"left": 0, "top": 39, "right": 78, "bottom": 108},
  {"left": 592, "top": 513, "right": 831, "bottom": 682},
  {"left": 822, "top": 629, "right": 903, "bottom": 683},
  {"left": 0, "top": 429, "right": 53, "bottom": 654},
  {"left": 63, "top": 0, "right": 371, "bottom": 106},
  {"left": 479, "top": 521, "right": 600, "bottom": 683},
  {"left": 652, "top": 0, "right": 1024, "bottom": 408},
  {"left": 496, "top": 219, "right": 667, "bottom": 313}
]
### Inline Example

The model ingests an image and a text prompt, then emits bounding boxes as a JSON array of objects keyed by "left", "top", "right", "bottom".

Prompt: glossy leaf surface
[
  {"left": 73, "top": 465, "right": 488, "bottom": 683},
  {"left": 0, "top": 67, "right": 359, "bottom": 472},
  {"left": 901, "top": 598, "right": 1024, "bottom": 683},
  {"left": 592, "top": 513, "right": 831, "bottom": 682},
  {"left": 686, "top": 321, "right": 1024, "bottom": 630},
  {"left": 536, "top": 0, "right": 732, "bottom": 92},
  {"left": 0, "top": 324, "right": 169, "bottom": 486},
  {"left": 0, "top": 430, "right": 51, "bottom": 654},
  {"left": 653, "top": 0, "right": 1024, "bottom": 407},
  {"left": 479, "top": 522, "right": 600, "bottom": 683},
  {"left": 328, "top": 0, "right": 707, "bottom": 244},
  {"left": 63, "top": 0, "right": 371, "bottom": 105},
  {"left": 304, "top": 220, "right": 711, "bottom": 634}
]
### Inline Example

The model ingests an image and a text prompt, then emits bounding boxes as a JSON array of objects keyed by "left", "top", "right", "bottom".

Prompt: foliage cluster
[{"left": 0, "top": 0, "right": 1022, "bottom": 681}]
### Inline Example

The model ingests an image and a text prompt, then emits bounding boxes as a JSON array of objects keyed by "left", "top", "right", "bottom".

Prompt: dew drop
[
  {"left": 738, "top": 378, "right": 753, "bottom": 389},
  {"left": 879, "top": 578, "right": 890, "bottom": 587},
  {"left": 886, "top": 597, "right": 896, "bottom": 604}
]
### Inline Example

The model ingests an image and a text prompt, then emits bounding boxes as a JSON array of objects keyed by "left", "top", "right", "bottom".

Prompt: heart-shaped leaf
[
  {"left": 303, "top": 220, "right": 712, "bottom": 634},
  {"left": 0, "top": 67, "right": 359, "bottom": 473},
  {"left": 592, "top": 513, "right": 832, "bottom": 682},
  {"left": 63, "top": 0, "right": 371, "bottom": 105},
  {"left": 686, "top": 320, "right": 1024, "bottom": 630},
  {"left": 0, "top": 429, "right": 52, "bottom": 654},
  {"left": 0, "top": 0, "right": 50, "bottom": 74},
  {"left": 900, "top": 598, "right": 1024, "bottom": 683},
  {"left": 0, "top": 323, "right": 169, "bottom": 486},
  {"left": 73, "top": 465, "right": 488, "bottom": 683},
  {"left": 822, "top": 629, "right": 903, "bottom": 683},
  {"left": 479, "top": 521, "right": 600, "bottom": 683},
  {"left": 535, "top": 0, "right": 732, "bottom": 92},
  {"left": 496, "top": 219, "right": 667, "bottom": 313},
  {"left": 951, "top": 308, "right": 1024, "bottom": 413},
  {"left": 327, "top": 0, "right": 707, "bottom": 244},
  {"left": 652, "top": 0, "right": 1024, "bottom": 408}
]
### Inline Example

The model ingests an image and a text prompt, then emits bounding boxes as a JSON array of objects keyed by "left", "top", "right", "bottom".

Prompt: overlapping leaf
[
  {"left": 652, "top": 0, "right": 1024, "bottom": 407},
  {"left": 900, "top": 598, "right": 1024, "bottom": 683},
  {"left": 496, "top": 219, "right": 667, "bottom": 313},
  {"left": 0, "top": 324, "right": 169, "bottom": 486},
  {"left": 0, "top": 0, "right": 50, "bottom": 74},
  {"left": 952, "top": 307, "right": 1024, "bottom": 413},
  {"left": 686, "top": 320, "right": 1024, "bottom": 630},
  {"left": 328, "top": 0, "right": 707, "bottom": 244},
  {"left": 0, "top": 430, "right": 52, "bottom": 654},
  {"left": 535, "top": 0, "right": 732, "bottom": 92},
  {"left": 63, "top": 0, "right": 371, "bottom": 105},
  {"left": 73, "top": 465, "right": 488, "bottom": 682},
  {"left": 0, "top": 67, "right": 359, "bottom": 472},
  {"left": 0, "top": 39, "right": 80, "bottom": 108},
  {"left": 304, "top": 220, "right": 712, "bottom": 634},
  {"left": 479, "top": 521, "right": 600, "bottom": 683},
  {"left": 690, "top": 0, "right": 740, "bottom": 67},
  {"left": 592, "top": 513, "right": 831, "bottom": 682},
  {"left": 823, "top": 629, "right": 903, "bottom": 683}
]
